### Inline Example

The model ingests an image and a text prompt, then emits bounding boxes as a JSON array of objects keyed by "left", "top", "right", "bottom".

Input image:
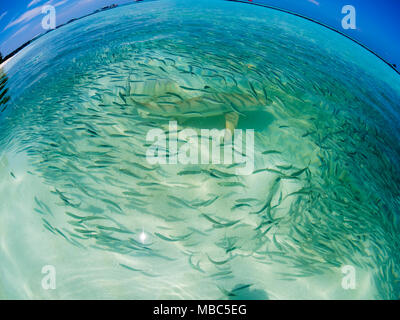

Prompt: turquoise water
[{"left": 1, "top": 0, "right": 400, "bottom": 299}]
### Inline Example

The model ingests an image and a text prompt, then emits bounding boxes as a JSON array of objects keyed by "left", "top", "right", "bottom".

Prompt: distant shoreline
[
  {"left": 0, "top": 56, "right": 11, "bottom": 69},
  {"left": 1, "top": 0, "right": 398, "bottom": 76},
  {"left": 0, "top": 3, "right": 122, "bottom": 65}
]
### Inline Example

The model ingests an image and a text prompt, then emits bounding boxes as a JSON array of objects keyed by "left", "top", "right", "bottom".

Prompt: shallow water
[{"left": 1, "top": 0, "right": 400, "bottom": 299}]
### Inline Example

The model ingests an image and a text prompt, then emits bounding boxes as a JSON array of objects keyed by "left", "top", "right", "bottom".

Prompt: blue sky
[
  {"left": 0, "top": 0, "right": 133, "bottom": 57},
  {"left": 254, "top": 0, "right": 400, "bottom": 68},
  {"left": 0, "top": 0, "right": 399, "bottom": 67}
]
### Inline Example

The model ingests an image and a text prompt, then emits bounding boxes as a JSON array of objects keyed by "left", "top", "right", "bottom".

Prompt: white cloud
[
  {"left": 9, "top": 24, "right": 31, "bottom": 39},
  {"left": 27, "top": 0, "right": 43, "bottom": 8},
  {"left": 53, "top": 0, "right": 68, "bottom": 7},
  {"left": 0, "top": 11, "right": 7, "bottom": 21},
  {"left": 4, "top": 6, "right": 43, "bottom": 30},
  {"left": 307, "top": 0, "right": 320, "bottom": 5},
  {"left": 4, "top": 0, "right": 68, "bottom": 31}
]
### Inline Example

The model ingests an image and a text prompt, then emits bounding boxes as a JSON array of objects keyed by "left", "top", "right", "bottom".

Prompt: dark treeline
[
  {"left": 0, "top": 4, "right": 120, "bottom": 64},
  {"left": 0, "top": 68, "right": 10, "bottom": 112},
  {"left": 1, "top": 36, "right": 40, "bottom": 64}
]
